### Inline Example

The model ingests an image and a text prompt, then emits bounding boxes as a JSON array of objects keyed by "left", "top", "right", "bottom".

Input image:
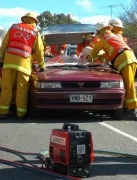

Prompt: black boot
[{"left": 0, "top": 114, "right": 8, "bottom": 119}]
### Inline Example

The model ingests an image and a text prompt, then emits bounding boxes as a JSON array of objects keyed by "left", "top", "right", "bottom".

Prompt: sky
[{"left": 0, "top": 0, "right": 132, "bottom": 30}]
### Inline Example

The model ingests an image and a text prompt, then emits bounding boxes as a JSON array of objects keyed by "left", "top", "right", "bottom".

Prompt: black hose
[
  {"left": 0, "top": 157, "right": 81, "bottom": 180},
  {"left": 1, "top": 145, "right": 137, "bottom": 180},
  {"left": 0, "top": 146, "right": 42, "bottom": 156}
]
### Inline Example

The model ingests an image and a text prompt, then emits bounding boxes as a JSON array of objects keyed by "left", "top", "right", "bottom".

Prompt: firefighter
[
  {"left": 0, "top": 12, "right": 45, "bottom": 119},
  {"left": 80, "top": 46, "right": 93, "bottom": 61},
  {"left": 76, "top": 33, "right": 96, "bottom": 56},
  {"left": 50, "top": 44, "right": 67, "bottom": 56},
  {"left": 109, "top": 19, "right": 127, "bottom": 42},
  {"left": 89, "top": 21, "right": 137, "bottom": 120},
  {"left": 81, "top": 30, "right": 104, "bottom": 63},
  {"left": 89, "top": 31, "right": 100, "bottom": 48}
]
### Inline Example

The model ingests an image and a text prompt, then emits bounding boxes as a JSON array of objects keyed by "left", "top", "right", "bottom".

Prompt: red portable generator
[{"left": 49, "top": 123, "right": 94, "bottom": 177}]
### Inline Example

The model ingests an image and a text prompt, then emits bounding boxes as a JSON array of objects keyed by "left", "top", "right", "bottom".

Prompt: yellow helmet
[{"left": 21, "top": 12, "right": 38, "bottom": 23}]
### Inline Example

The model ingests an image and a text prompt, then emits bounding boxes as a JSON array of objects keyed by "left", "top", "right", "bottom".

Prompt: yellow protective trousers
[
  {"left": 0, "top": 69, "right": 30, "bottom": 117},
  {"left": 120, "top": 63, "right": 137, "bottom": 110}
]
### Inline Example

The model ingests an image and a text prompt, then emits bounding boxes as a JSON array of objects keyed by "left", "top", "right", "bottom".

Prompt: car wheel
[
  {"left": 27, "top": 98, "right": 41, "bottom": 119},
  {"left": 109, "top": 109, "right": 124, "bottom": 120},
  {"left": 27, "top": 106, "right": 41, "bottom": 119}
]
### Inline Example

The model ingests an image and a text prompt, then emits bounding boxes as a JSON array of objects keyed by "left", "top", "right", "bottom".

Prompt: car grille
[{"left": 61, "top": 82, "right": 100, "bottom": 89}]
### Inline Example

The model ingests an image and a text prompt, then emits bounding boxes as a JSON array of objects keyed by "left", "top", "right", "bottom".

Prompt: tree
[
  {"left": 120, "top": 0, "right": 137, "bottom": 38},
  {"left": 37, "top": 11, "right": 80, "bottom": 29},
  {"left": 119, "top": 0, "right": 137, "bottom": 55}
]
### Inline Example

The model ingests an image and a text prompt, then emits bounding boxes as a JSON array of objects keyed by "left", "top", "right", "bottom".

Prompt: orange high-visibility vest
[
  {"left": 7, "top": 23, "right": 38, "bottom": 58},
  {"left": 76, "top": 43, "right": 84, "bottom": 56},
  {"left": 102, "top": 33, "right": 130, "bottom": 61},
  {"left": 89, "top": 36, "right": 99, "bottom": 48},
  {"left": 50, "top": 44, "right": 67, "bottom": 56},
  {"left": 76, "top": 37, "right": 98, "bottom": 55}
]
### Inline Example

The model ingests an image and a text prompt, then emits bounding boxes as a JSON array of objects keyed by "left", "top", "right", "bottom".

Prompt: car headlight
[
  {"left": 100, "top": 81, "right": 124, "bottom": 88},
  {"left": 34, "top": 81, "right": 62, "bottom": 88}
]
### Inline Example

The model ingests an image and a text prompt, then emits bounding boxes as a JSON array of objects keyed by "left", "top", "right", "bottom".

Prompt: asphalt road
[{"left": 0, "top": 111, "right": 137, "bottom": 180}]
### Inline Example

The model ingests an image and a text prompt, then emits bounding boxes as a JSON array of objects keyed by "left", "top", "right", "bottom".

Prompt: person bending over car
[
  {"left": 50, "top": 44, "right": 67, "bottom": 56},
  {"left": 89, "top": 21, "right": 137, "bottom": 120},
  {"left": 0, "top": 12, "right": 45, "bottom": 119}
]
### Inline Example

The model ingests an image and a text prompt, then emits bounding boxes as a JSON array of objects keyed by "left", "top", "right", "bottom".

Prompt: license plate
[{"left": 70, "top": 94, "right": 93, "bottom": 103}]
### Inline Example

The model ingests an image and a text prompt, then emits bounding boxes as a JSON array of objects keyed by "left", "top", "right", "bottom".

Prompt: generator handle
[{"left": 62, "top": 123, "right": 79, "bottom": 131}]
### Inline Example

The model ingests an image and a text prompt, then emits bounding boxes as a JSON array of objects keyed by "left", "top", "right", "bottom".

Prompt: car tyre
[
  {"left": 109, "top": 109, "right": 124, "bottom": 120},
  {"left": 27, "top": 98, "right": 41, "bottom": 119}
]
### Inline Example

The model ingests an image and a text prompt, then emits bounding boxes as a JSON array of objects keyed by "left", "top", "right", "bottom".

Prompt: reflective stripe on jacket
[
  {"left": 114, "top": 50, "right": 137, "bottom": 72},
  {"left": 102, "top": 33, "right": 130, "bottom": 61},
  {"left": 7, "top": 23, "right": 38, "bottom": 58}
]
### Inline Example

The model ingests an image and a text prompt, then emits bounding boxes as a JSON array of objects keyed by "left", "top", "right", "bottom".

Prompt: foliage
[
  {"left": 119, "top": 0, "right": 137, "bottom": 38},
  {"left": 119, "top": 0, "right": 137, "bottom": 55},
  {"left": 37, "top": 11, "right": 80, "bottom": 29}
]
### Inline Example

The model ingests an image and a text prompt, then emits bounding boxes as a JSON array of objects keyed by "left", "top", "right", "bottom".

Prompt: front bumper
[{"left": 29, "top": 89, "right": 125, "bottom": 111}]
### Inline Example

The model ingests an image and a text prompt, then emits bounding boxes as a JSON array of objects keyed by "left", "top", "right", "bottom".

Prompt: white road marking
[{"left": 100, "top": 122, "right": 137, "bottom": 143}]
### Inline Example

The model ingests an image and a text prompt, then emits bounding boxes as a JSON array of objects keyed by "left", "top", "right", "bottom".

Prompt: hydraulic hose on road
[
  {"left": 1, "top": 145, "right": 137, "bottom": 160},
  {"left": 0, "top": 145, "right": 81, "bottom": 180},
  {"left": 0, "top": 145, "right": 47, "bottom": 156},
  {"left": 94, "top": 149, "right": 137, "bottom": 159},
  {"left": 0, "top": 145, "right": 137, "bottom": 180},
  {"left": 0, "top": 157, "right": 81, "bottom": 180}
]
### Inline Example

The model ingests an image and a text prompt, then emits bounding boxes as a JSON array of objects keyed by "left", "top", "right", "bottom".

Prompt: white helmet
[
  {"left": 109, "top": 19, "right": 123, "bottom": 28},
  {"left": 96, "top": 21, "right": 112, "bottom": 31},
  {"left": 82, "top": 46, "right": 93, "bottom": 59}
]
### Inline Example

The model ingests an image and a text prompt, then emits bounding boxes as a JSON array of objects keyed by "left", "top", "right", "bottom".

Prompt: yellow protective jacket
[
  {"left": 112, "top": 28, "right": 127, "bottom": 42},
  {"left": 90, "top": 31, "right": 137, "bottom": 72},
  {"left": 0, "top": 23, "right": 45, "bottom": 75},
  {"left": 112, "top": 28, "right": 123, "bottom": 35}
]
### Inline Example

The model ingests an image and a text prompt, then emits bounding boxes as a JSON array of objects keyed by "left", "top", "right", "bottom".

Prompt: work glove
[{"left": 39, "top": 68, "right": 45, "bottom": 73}]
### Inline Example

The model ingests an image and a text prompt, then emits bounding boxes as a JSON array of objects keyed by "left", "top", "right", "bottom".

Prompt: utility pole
[
  {"left": 108, "top": 5, "right": 120, "bottom": 19},
  {"left": 100, "top": 4, "right": 121, "bottom": 19}
]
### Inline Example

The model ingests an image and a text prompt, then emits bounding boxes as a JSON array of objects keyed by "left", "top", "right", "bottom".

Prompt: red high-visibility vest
[
  {"left": 7, "top": 23, "right": 38, "bottom": 58},
  {"left": 102, "top": 33, "right": 130, "bottom": 61}
]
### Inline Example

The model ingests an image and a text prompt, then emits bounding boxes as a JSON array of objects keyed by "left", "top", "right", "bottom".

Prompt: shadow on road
[
  {"left": 91, "top": 155, "right": 137, "bottom": 177},
  {"left": 0, "top": 155, "right": 137, "bottom": 180},
  {"left": 0, "top": 109, "right": 134, "bottom": 124}
]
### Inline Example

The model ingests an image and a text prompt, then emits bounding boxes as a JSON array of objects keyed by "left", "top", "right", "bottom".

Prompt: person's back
[{"left": 0, "top": 12, "right": 45, "bottom": 119}]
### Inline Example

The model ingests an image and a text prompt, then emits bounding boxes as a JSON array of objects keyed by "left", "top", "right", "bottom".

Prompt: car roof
[{"left": 41, "top": 24, "right": 96, "bottom": 45}]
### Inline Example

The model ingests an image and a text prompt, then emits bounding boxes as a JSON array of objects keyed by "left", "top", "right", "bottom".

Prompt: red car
[{"left": 29, "top": 24, "right": 125, "bottom": 118}]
